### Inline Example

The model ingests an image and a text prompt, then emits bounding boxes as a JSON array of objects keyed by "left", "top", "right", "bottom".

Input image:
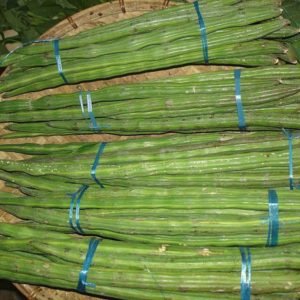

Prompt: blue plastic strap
[
  {"left": 240, "top": 247, "right": 251, "bottom": 300},
  {"left": 283, "top": 129, "right": 300, "bottom": 190},
  {"left": 234, "top": 69, "right": 246, "bottom": 130},
  {"left": 68, "top": 185, "right": 89, "bottom": 234},
  {"left": 53, "top": 39, "right": 68, "bottom": 84},
  {"left": 91, "top": 142, "right": 107, "bottom": 189},
  {"left": 87, "top": 92, "right": 100, "bottom": 131},
  {"left": 77, "top": 238, "right": 101, "bottom": 293},
  {"left": 266, "top": 189, "right": 279, "bottom": 247},
  {"left": 75, "top": 185, "right": 89, "bottom": 234},
  {"left": 79, "top": 90, "right": 85, "bottom": 115},
  {"left": 68, "top": 186, "right": 82, "bottom": 231},
  {"left": 78, "top": 91, "right": 100, "bottom": 131},
  {"left": 193, "top": 1, "right": 209, "bottom": 64}
]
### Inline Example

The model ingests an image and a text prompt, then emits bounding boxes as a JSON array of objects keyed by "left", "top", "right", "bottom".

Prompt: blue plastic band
[
  {"left": 266, "top": 189, "right": 279, "bottom": 247},
  {"left": 234, "top": 69, "right": 246, "bottom": 130},
  {"left": 68, "top": 186, "right": 83, "bottom": 231},
  {"left": 88, "top": 112, "right": 99, "bottom": 130},
  {"left": 75, "top": 185, "right": 89, "bottom": 234},
  {"left": 78, "top": 91, "right": 101, "bottom": 131},
  {"left": 87, "top": 92, "right": 100, "bottom": 131},
  {"left": 283, "top": 129, "right": 300, "bottom": 190},
  {"left": 193, "top": 1, "right": 209, "bottom": 64},
  {"left": 240, "top": 247, "right": 251, "bottom": 300},
  {"left": 68, "top": 185, "right": 89, "bottom": 234},
  {"left": 53, "top": 39, "right": 68, "bottom": 84},
  {"left": 68, "top": 198, "right": 75, "bottom": 230},
  {"left": 79, "top": 91, "right": 85, "bottom": 115},
  {"left": 91, "top": 142, "right": 107, "bottom": 189},
  {"left": 77, "top": 238, "right": 101, "bottom": 293}
]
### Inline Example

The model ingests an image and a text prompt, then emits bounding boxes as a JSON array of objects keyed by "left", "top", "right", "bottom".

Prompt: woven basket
[{"left": 0, "top": 1, "right": 229, "bottom": 298}]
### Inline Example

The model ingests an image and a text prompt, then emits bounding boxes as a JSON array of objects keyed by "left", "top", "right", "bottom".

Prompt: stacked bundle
[
  {"left": 0, "top": 1, "right": 299, "bottom": 299},
  {"left": 0, "top": 224, "right": 300, "bottom": 299},
  {"left": 0, "top": 186, "right": 299, "bottom": 246},
  {"left": 0, "top": 0, "right": 298, "bottom": 97},
  {"left": 0, "top": 132, "right": 298, "bottom": 190},
  {"left": 0, "top": 66, "right": 300, "bottom": 137}
]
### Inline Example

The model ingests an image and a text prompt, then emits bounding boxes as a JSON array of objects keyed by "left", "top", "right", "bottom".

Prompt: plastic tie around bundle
[
  {"left": 240, "top": 247, "right": 251, "bottom": 300},
  {"left": 91, "top": 142, "right": 107, "bottom": 189},
  {"left": 68, "top": 184, "right": 89, "bottom": 234},
  {"left": 234, "top": 69, "right": 246, "bottom": 130},
  {"left": 193, "top": 1, "right": 209, "bottom": 64},
  {"left": 283, "top": 129, "right": 300, "bottom": 190},
  {"left": 266, "top": 189, "right": 279, "bottom": 247},
  {"left": 77, "top": 237, "right": 101, "bottom": 293},
  {"left": 78, "top": 90, "right": 100, "bottom": 131},
  {"left": 53, "top": 39, "right": 68, "bottom": 83}
]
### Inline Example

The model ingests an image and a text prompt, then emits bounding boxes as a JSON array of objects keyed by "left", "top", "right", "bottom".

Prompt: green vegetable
[
  {"left": 0, "top": 186, "right": 299, "bottom": 246},
  {"left": 1, "top": 65, "right": 300, "bottom": 137},
  {"left": 0, "top": 224, "right": 300, "bottom": 299},
  {"left": 0, "top": 131, "right": 298, "bottom": 191},
  {"left": 0, "top": 0, "right": 298, "bottom": 97}
]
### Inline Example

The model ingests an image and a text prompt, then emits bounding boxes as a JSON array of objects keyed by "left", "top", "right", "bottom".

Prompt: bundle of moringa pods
[
  {"left": 0, "top": 1, "right": 299, "bottom": 299},
  {"left": 0, "top": 65, "right": 300, "bottom": 137},
  {"left": 0, "top": 0, "right": 299, "bottom": 97},
  {"left": 0, "top": 185, "right": 298, "bottom": 247},
  {"left": 0, "top": 224, "right": 300, "bottom": 299},
  {"left": 0, "top": 131, "right": 298, "bottom": 191}
]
